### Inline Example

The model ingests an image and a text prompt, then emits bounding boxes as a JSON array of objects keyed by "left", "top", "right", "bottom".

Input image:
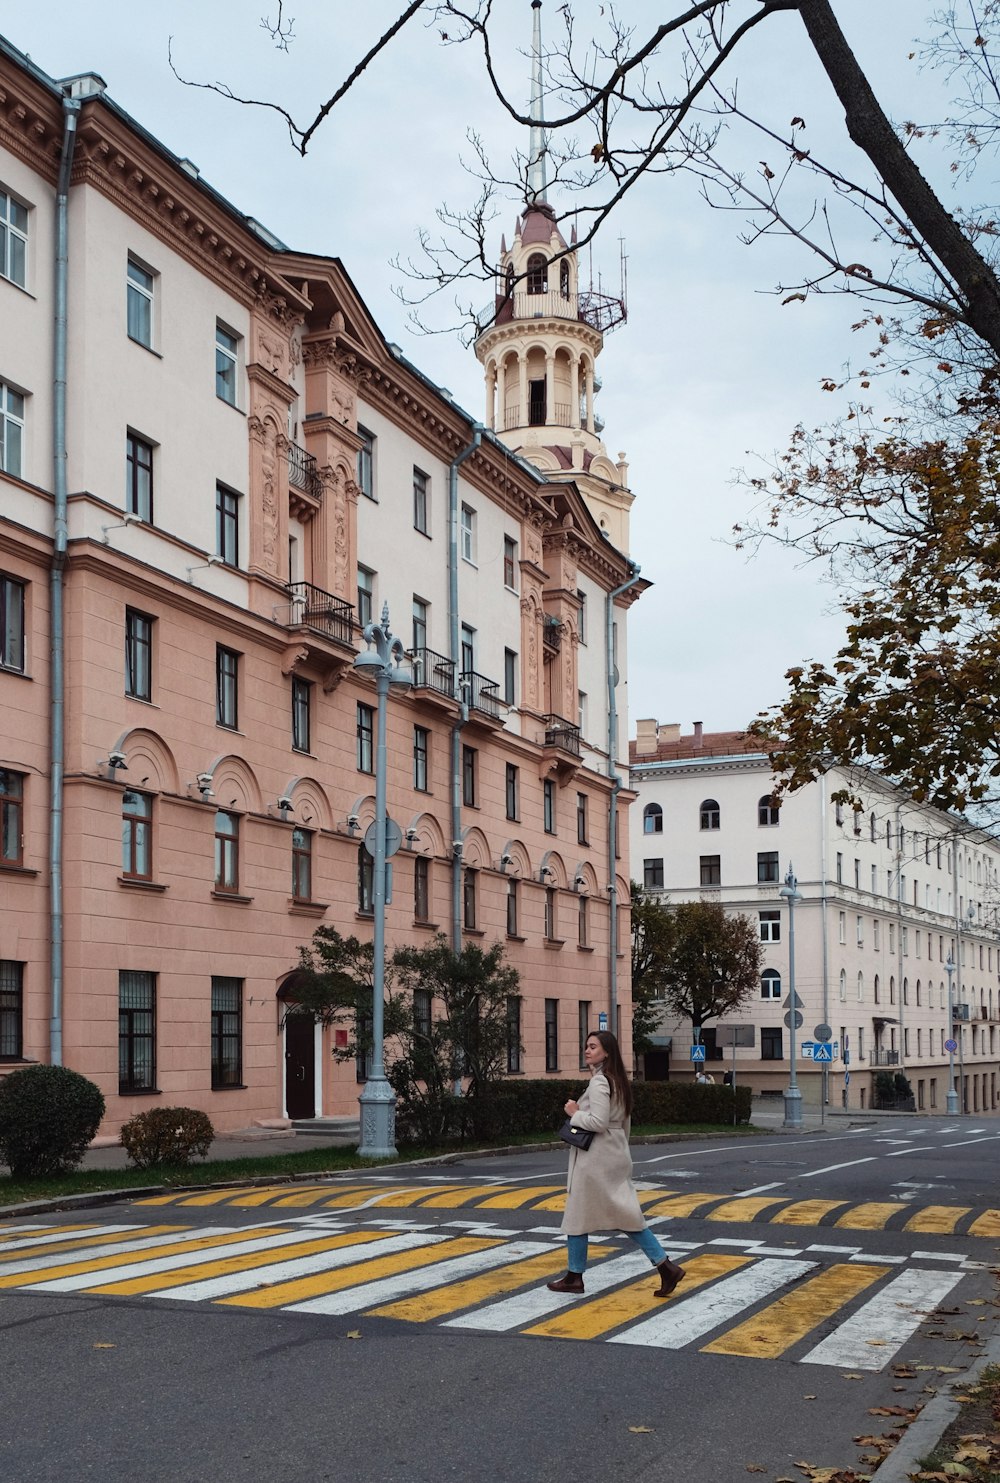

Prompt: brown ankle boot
[
  {"left": 653, "top": 1258, "right": 685, "bottom": 1298},
  {"left": 547, "top": 1271, "right": 585, "bottom": 1294}
]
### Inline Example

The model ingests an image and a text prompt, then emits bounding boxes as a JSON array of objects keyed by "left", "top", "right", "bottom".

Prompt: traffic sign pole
[{"left": 779, "top": 865, "right": 803, "bottom": 1128}]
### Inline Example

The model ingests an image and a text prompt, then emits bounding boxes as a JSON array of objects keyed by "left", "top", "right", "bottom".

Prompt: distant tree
[
  {"left": 630, "top": 883, "right": 675, "bottom": 1055},
  {"left": 290, "top": 925, "right": 409, "bottom": 1055},
  {"left": 643, "top": 899, "right": 764, "bottom": 1041}
]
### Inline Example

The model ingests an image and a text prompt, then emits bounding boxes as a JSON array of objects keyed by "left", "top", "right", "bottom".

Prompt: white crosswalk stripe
[{"left": 801, "top": 1267, "right": 964, "bottom": 1370}]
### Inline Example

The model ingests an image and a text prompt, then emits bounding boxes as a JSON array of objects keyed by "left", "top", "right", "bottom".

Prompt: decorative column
[
  {"left": 570, "top": 355, "right": 581, "bottom": 430},
  {"left": 544, "top": 351, "right": 555, "bottom": 428},
  {"left": 585, "top": 362, "right": 595, "bottom": 433},
  {"left": 518, "top": 351, "right": 528, "bottom": 430},
  {"left": 496, "top": 357, "right": 507, "bottom": 433}
]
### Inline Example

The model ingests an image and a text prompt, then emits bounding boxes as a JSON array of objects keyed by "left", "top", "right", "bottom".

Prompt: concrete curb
[{"left": 872, "top": 1333, "right": 1000, "bottom": 1481}]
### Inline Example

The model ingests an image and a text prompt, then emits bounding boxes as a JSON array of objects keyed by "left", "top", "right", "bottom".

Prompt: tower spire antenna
[{"left": 527, "top": 0, "right": 547, "bottom": 205}]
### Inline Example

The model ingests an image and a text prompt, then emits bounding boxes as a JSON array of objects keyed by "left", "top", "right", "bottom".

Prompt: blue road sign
[
  {"left": 944, "top": 1037, "right": 958, "bottom": 1054},
  {"left": 844, "top": 1071, "right": 850, "bottom": 1087},
  {"left": 598, "top": 1012, "right": 608, "bottom": 1031},
  {"left": 811, "top": 1042, "right": 834, "bottom": 1063},
  {"left": 690, "top": 1044, "right": 707, "bottom": 1062}
]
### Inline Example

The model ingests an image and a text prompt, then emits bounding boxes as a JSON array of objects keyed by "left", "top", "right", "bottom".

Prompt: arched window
[
  {"left": 760, "top": 968, "right": 781, "bottom": 1000},
  {"left": 700, "top": 798, "right": 720, "bottom": 831},
  {"left": 870, "top": 812, "right": 877, "bottom": 842},
  {"left": 857, "top": 971, "right": 864, "bottom": 1002},
  {"left": 873, "top": 973, "right": 880, "bottom": 1004},
  {"left": 526, "top": 253, "right": 547, "bottom": 294},
  {"left": 643, "top": 802, "right": 663, "bottom": 835},
  {"left": 839, "top": 968, "right": 847, "bottom": 1002},
  {"left": 889, "top": 974, "right": 896, "bottom": 1004},
  {"left": 886, "top": 820, "right": 892, "bottom": 846},
  {"left": 559, "top": 258, "right": 570, "bottom": 297},
  {"left": 758, "top": 795, "right": 780, "bottom": 827},
  {"left": 504, "top": 262, "right": 515, "bottom": 300},
  {"left": 902, "top": 976, "right": 909, "bottom": 1006}
]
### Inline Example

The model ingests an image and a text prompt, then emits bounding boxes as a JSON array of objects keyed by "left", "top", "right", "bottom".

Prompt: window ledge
[
  {"left": 119, "top": 877, "right": 167, "bottom": 892},
  {"left": 412, "top": 919, "right": 439, "bottom": 930},
  {"left": 355, "top": 910, "right": 374, "bottom": 921},
  {"left": 212, "top": 891, "right": 253, "bottom": 904},
  {"left": 0, "top": 864, "right": 39, "bottom": 878},
  {"left": 289, "top": 901, "right": 329, "bottom": 916},
  {"left": 119, "top": 1087, "right": 162, "bottom": 1097},
  {"left": 0, "top": 665, "right": 29, "bottom": 679},
  {"left": 577, "top": 944, "right": 595, "bottom": 953},
  {"left": 544, "top": 937, "right": 566, "bottom": 950},
  {"left": 128, "top": 336, "right": 163, "bottom": 360},
  {"left": 463, "top": 927, "right": 486, "bottom": 937},
  {"left": 210, "top": 1083, "right": 248, "bottom": 1092},
  {"left": 506, "top": 933, "right": 526, "bottom": 943}
]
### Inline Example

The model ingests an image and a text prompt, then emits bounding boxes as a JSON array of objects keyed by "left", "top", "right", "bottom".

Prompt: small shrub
[
  {"left": 0, "top": 1064, "right": 106, "bottom": 1178},
  {"left": 120, "top": 1106, "right": 215, "bottom": 1168}
]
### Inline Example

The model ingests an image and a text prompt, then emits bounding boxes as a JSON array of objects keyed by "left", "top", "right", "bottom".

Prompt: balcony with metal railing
[
  {"left": 544, "top": 715, "right": 582, "bottom": 757},
  {"left": 287, "top": 442, "right": 321, "bottom": 501},
  {"left": 871, "top": 1049, "right": 900, "bottom": 1066},
  {"left": 286, "top": 582, "right": 354, "bottom": 647},
  {"left": 410, "top": 648, "right": 456, "bottom": 701},
  {"left": 460, "top": 670, "right": 502, "bottom": 722}
]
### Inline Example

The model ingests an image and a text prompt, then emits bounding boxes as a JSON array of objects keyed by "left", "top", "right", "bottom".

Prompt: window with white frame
[
  {"left": 503, "top": 535, "right": 518, "bottom": 589},
  {"left": 126, "top": 433, "right": 154, "bottom": 522},
  {"left": 215, "top": 322, "right": 240, "bottom": 405},
  {"left": 576, "top": 590, "right": 586, "bottom": 644},
  {"left": 758, "top": 795, "right": 780, "bottom": 826},
  {"left": 357, "top": 567, "right": 375, "bottom": 630},
  {"left": 0, "top": 382, "right": 24, "bottom": 478},
  {"left": 413, "top": 467, "right": 429, "bottom": 534},
  {"left": 838, "top": 911, "right": 846, "bottom": 944},
  {"left": 0, "top": 574, "right": 25, "bottom": 673},
  {"left": 357, "top": 426, "right": 375, "bottom": 499},
  {"left": 759, "top": 910, "right": 781, "bottom": 943},
  {"left": 643, "top": 803, "right": 663, "bottom": 835},
  {"left": 460, "top": 503, "right": 476, "bottom": 562},
  {"left": 761, "top": 968, "right": 781, "bottom": 1000},
  {"left": 126, "top": 257, "right": 155, "bottom": 348},
  {"left": 0, "top": 189, "right": 27, "bottom": 288},
  {"left": 700, "top": 798, "right": 720, "bottom": 830}
]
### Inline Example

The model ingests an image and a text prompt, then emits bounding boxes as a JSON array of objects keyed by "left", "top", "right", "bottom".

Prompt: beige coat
[{"left": 560, "top": 1070, "right": 645, "bottom": 1236}]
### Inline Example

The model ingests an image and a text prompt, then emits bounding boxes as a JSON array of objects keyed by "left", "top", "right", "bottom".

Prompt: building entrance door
[{"left": 284, "top": 1013, "right": 316, "bottom": 1120}]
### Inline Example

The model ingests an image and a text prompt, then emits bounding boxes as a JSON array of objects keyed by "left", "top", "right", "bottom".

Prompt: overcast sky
[{"left": 7, "top": 2, "right": 952, "bottom": 736}]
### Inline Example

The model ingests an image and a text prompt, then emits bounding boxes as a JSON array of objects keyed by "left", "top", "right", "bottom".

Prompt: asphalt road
[{"left": 2, "top": 1122, "right": 998, "bottom": 1483}]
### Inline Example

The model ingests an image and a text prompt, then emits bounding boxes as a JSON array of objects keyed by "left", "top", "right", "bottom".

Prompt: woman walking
[{"left": 547, "top": 1030, "right": 686, "bottom": 1297}]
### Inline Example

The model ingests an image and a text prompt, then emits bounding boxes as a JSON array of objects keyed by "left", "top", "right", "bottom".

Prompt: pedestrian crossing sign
[
  {"left": 690, "top": 1044, "right": 707, "bottom": 1062},
  {"left": 811, "top": 1043, "right": 834, "bottom": 1063}
]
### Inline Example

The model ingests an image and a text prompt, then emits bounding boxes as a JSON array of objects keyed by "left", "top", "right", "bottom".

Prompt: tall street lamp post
[
  {"left": 354, "top": 602, "right": 411, "bottom": 1160},
  {"left": 944, "top": 955, "right": 959, "bottom": 1115},
  {"left": 779, "top": 863, "right": 804, "bottom": 1129}
]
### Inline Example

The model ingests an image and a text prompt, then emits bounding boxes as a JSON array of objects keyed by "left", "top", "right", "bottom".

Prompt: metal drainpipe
[
  {"left": 448, "top": 425, "right": 483, "bottom": 949},
  {"left": 49, "top": 95, "right": 80, "bottom": 1067},
  {"left": 819, "top": 776, "right": 830, "bottom": 1122},
  {"left": 605, "top": 559, "right": 641, "bottom": 1037}
]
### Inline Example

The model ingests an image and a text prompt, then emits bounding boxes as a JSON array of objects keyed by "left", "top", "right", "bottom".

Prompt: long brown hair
[{"left": 591, "top": 1030, "right": 633, "bottom": 1117}]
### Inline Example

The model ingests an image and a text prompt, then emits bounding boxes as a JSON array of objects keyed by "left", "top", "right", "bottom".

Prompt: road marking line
[
  {"left": 319, "top": 1187, "right": 424, "bottom": 1209},
  {"left": 0, "top": 1223, "right": 148, "bottom": 1253},
  {"left": 607, "top": 1258, "right": 815, "bottom": 1349},
  {"left": 801, "top": 1267, "right": 964, "bottom": 1370},
  {"left": 375, "top": 1187, "right": 468, "bottom": 1208},
  {"left": 943, "top": 1137, "right": 1000, "bottom": 1149},
  {"left": 523, "top": 1252, "right": 751, "bottom": 1341},
  {"left": 445, "top": 1252, "right": 654, "bottom": 1331},
  {"left": 471, "top": 1186, "right": 565, "bottom": 1210},
  {"left": 904, "top": 1205, "right": 971, "bottom": 1234},
  {"left": 367, "top": 1245, "right": 578, "bottom": 1322},
  {"left": 806, "top": 1245, "right": 863, "bottom": 1255},
  {"left": 19, "top": 1226, "right": 293, "bottom": 1292},
  {"left": 801, "top": 1158, "right": 879, "bottom": 1178},
  {"left": 291, "top": 1239, "right": 543, "bottom": 1316},
  {"left": 885, "top": 1146, "right": 939, "bottom": 1157},
  {"left": 734, "top": 1183, "right": 785, "bottom": 1197},
  {"left": 418, "top": 1185, "right": 514, "bottom": 1208},
  {"left": 966, "top": 1210, "right": 1000, "bottom": 1237},
  {"left": 706, "top": 1197, "right": 787, "bottom": 1223},
  {"left": 218, "top": 1234, "right": 486, "bottom": 1309},
  {"left": 769, "top": 1200, "right": 848, "bottom": 1227},
  {"left": 834, "top": 1202, "right": 907, "bottom": 1230},
  {"left": 702, "top": 1263, "right": 889, "bottom": 1358},
  {"left": 0, "top": 1226, "right": 239, "bottom": 1284},
  {"left": 152, "top": 1233, "right": 412, "bottom": 1302},
  {"left": 643, "top": 1193, "right": 725, "bottom": 1218},
  {"left": 910, "top": 1249, "right": 970, "bottom": 1263}
]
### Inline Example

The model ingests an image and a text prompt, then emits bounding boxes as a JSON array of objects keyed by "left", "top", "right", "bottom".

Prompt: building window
[
  {"left": 126, "top": 258, "right": 154, "bottom": 347},
  {"left": 291, "top": 828, "right": 312, "bottom": 903},
  {"left": 214, "top": 811, "right": 239, "bottom": 893},
  {"left": 216, "top": 646, "right": 239, "bottom": 729},
  {"left": 504, "top": 648, "right": 517, "bottom": 706},
  {"left": 527, "top": 253, "right": 548, "bottom": 294},
  {"left": 0, "top": 960, "right": 22, "bottom": 1060},
  {"left": 413, "top": 467, "right": 429, "bottom": 534},
  {"left": 856, "top": 914, "right": 864, "bottom": 946},
  {"left": 462, "top": 745, "right": 478, "bottom": 807},
  {"left": 503, "top": 535, "right": 518, "bottom": 589},
  {"left": 357, "top": 426, "right": 375, "bottom": 499},
  {"left": 544, "top": 886, "right": 557, "bottom": 940},
  {"left": 119, "top": 970, "right": 156, "bottom": 1093},
  {"left": 758, "top": 795, "right": 780, "bottom": 826},
  {"left": 357, "top": 567, "right": 375, "bottom": 630},
  {"left": 412, "top": 597, "right": 428, "bottom": 653},
  {"left": 0, "top": 574, "right": 24, "bottom": 673},
  {"left": 576, "top": 590, "right": 586, "bottom": 644},
  {"left": 578, "top": 894, "right": 588, "bottom": 947},
  {"left": 700, "top": 855, "right": 721, "bottom": 887},
  {"left": 761, "top": 968, "right": 782, "bottom": 1000},
  {"left": 576, "top": 791, "right": 588, "bottom": 845},
  {"left": 839, "top": 968, "right": 847, "bottom": 1000},
  {"left": 505, "top": 763, "right": 519, "bottom": 821},
  {"left": 644, "top": 857, "right": 664, "bottom": 890},
  {"left": 210, "top": 976, "right": 243, "bottom": 1088},
  {"left": 125, "top": 609, "right": 153, "bottom": 701},
  {"left": 358, "top": 844, "right": 373, "bottom": 913},
  {"left": 578, "top": 691, "right": 587, "bottom": 734},
  {"left": 543, "top": 778, "right": 556, "bottom": 834},
  {"left": 414, "top": 726, "right": 430, "bottom": 792},
  {"left": 836, "top": 852, "right": 844, "bottom": 883},
  {"left": 463, "top": 868, "right": 477, "bottom": 930},
  {"left": 412, "top": 988, "right": 432, "bottom": 1045},
  {"left": 700, "top": 798, "right": 720, "bottom": 830},
  {"left": 757, "top": 851, "right": 780, "bottom": 884},
  {"left": 460, "top": 623, "right": 476, "bottom": 675},
  {"left": 0, "top": 382, "right": 24, "bottom": 478},
  {"left": 125, "top": 433, "right": 154, "bottom": 522},
  {"left": 122, "top": 790, "right": 152, "bottom": 880},
  {"left": 292, "top": 677, "right": 311, "bottom": 752},
  {"left": 215, "top": 484, "right": 240, "bottom": 566},
  {"left": 0, "top": 189, "right": 27, "bottom": 288},
  {"left": 759, "top": 910, "right": 780, "bottom": 943},
  {"left": 215, "top": 322, "right": 239, "bottom": 405},
  {"left": 506, "top": 877, "right": 519, "bottom": 937},
  {"left": 761, "top": 1027, "right": 783, "bottom": 1061},
  {"left": 461, "top": 504, "right": 476, "bottom": 563},
  {"left": 0, "top": 771, "right": 23, "bottom": 866},
  {"left": 357, "top": 703, "right": 374, "bottom": 773},
  {"left": 575, "top": 1002, "right": 591, "bottom": 1068},
  {"left": 545, "top": 997, "right": 559, "bottom": 1070},
  {"left": 643, "top": 803, "right": 663, "bottom": 835},
  {"left": 414, "top": 855, "right": 430, "bottom": 921},
  {"left": 507, "top": 995, "right": 522, "bottom": 1073}
]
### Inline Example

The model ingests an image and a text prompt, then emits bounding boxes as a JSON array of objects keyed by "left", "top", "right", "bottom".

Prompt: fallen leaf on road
[
  {"left": 745, "top": 1466, "right": 767, "bottom": 1473},
  {"left": 346, "top": 1330, "right": 362, "bottom": 1340},
  {"left": 954, "top": 1444, "right": 992, "bottom": 1463},
  {"left": 628, "top": 1426, "right": 653, "bottom": 1434},
  {"left": 841, "top": 1372, "right": 864, "bottom": 1381},
  {"left": 803, "top": 1394, "right": 816, "bottom": 1400},
  {"left": 869, "top": 1406, "right": 917, "bottom": 1418},
  {"left": 92, "top": 1343, "right": 115, "bottom": 1349},
  {"left": 937, "top": 1366, "right": 963, "bottom": 1373}
]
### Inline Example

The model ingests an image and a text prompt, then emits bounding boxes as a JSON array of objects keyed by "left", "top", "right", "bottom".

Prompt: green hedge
[{"left": 475, "top": 1077, "right": 751, "bottom": 1141}]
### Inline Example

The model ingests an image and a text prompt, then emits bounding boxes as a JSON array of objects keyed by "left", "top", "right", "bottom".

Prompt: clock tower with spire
[{"left": 474, "top": 0, "right": 633, "bottom": 551}]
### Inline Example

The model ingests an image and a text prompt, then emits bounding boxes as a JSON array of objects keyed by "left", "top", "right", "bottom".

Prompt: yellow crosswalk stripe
[
  {"left": 770, "top": 1200, "right": 848, "bottom": 1227},
  {"left": 366, "top": 1246, "right": 595, "bottom": 1321},
  {"left": 968, "top": 1209, "right": 1000, "bottom": 1237},
  {"left": 175, "top": 1188, "right": 286, "bottom": 1208},
  {"left": 470, "top": 1185, "right": 564, "bottom": 1210},
  {"left": 0, "top": 1224, "right": 185, "bottom": 1261},
  {"left": 0, "top": 1225, "right": 289, "bottom": 1287},
  {"left": 135, "top": 1193, "right": 186, "bottom": 1205},
  {"left": 707, "top": 1197, "right": 788, "bottom": 1223},
  {"left": 370, "top": 1186, "right": 465, "bottom": 1208},
  {"left": 418, "top": 1185, "right": 509, "bottom": 1208},
  {"left": 523, "top": 1252, "right": 752, "bottom": 1341},
  {"left": 834, "top": 1203, "right": 906, "bottom": 1230},
  {"left": 0, "top": 1222, "right": 120, "bottom": 1240},
  {"left": 702, "top": 1262, "right": 889, "bottom": 1357},
  {"left": 217, "top": 1236, "right": 500, "bottom": 1309},
  {"left": 269, "top": 1187, "right": 356, "bottom": 1208},
  {"left": 84, "top": 1230, "right": 392, "bottom": 1296},
  {"left": 643, "top": 1193, "right": 724, "bottom": 1218},
  {"left": 319, "top": 1186, "right": 414, "bottom": 1208},
  {"left": 904, "top": 1205, "right": 971, "bottom": 1235}
]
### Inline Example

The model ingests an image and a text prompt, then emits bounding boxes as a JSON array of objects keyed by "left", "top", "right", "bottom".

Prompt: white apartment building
[{"left": 630, "top": 721, "right": 1000, "bottom": 1114}]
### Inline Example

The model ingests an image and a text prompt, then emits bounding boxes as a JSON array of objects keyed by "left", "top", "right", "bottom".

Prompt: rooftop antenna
[{"left": 527, "top": 1, "right": 547, "bottom": 205}]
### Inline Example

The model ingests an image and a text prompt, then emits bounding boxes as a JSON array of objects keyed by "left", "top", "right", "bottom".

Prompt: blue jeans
[{"left": 567, "top": 1226, "right": 666, "bottom": 1273}]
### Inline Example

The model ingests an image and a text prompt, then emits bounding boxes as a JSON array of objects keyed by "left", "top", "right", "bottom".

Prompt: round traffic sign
[
  {"left": 783, "top": 1010, "right": 803, "bottom": 1029},
  {"left": 944, "top": 1037, "right": 958, "bottom": 1054},
  {"left": 814, "top": 1023, "right": 833, "bottom": 1042},
  {"left": 363, "top": 817, "right": 403, "bottom": 858}
]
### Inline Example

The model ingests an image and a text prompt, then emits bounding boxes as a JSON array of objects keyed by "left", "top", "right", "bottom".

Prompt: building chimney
[
  {"left": 659, "top": 723, "right": 681, "bottom": 743},
  {"left": 634, "top": 718, "right": 659, "bottom": 755},
  {"left": 693, "top": 721, "right": 703, "bottom": 748}
]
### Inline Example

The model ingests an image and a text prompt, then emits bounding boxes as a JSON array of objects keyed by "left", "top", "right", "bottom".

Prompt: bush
[
  {"left": 0, "top": 1064, "right": 106, "bottom": 1178},
  {"left": 120, "top": 1106, "right": 215, "bottom": 1168}
]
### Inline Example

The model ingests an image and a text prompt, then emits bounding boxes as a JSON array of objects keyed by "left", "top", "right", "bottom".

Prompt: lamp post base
[
  {"left": 783, "top": 1085, "right": 803, "bottom": 1129},
  {"left": 358, "top": 1076, "right": 398, "bottom": 1160},
  {"left": 946, "top": 1087, "right": 960, "bottom": 1115}
]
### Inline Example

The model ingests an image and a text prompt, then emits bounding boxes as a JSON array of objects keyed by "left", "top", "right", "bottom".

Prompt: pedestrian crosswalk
[
  {"left": 135, "top": 1179, "right": 1000, "bottom": 1234},
  {"left": 0, "top": 1216, "right": 972, "bottom": 1368}
]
